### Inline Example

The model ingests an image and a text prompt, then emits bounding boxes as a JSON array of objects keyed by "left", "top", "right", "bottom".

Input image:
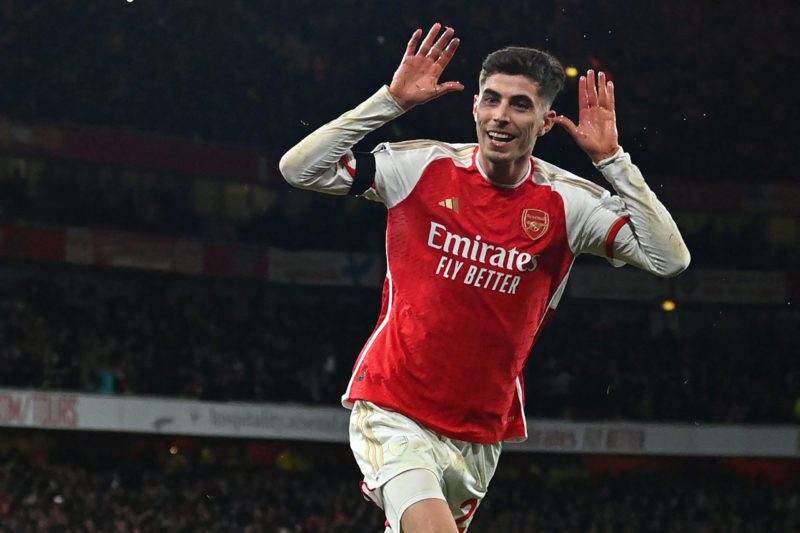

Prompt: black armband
[{"left": 349, "top": 152, "right": 376, "bottom": 196}]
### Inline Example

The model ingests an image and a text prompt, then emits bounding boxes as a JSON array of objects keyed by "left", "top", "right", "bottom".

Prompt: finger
[
  {"left": 606, "top": 79, "right": 615, "bottom": 111},
  {"left": 417, "top": 23, "right": 442, "bottom": 56},
  {"left": 428, "top": 26, "right": 455, "bottom": 58},
  {"left": 435, "top": 36, "right": 460, "bottom": 68},
  {"left": 578, "top": 75, "right": 588, "bottom": 111},
  {"left": 405, "top": 29, "right": 423, "bottom": 57},
  {"left": 435, "top": 81, "right": 465, "bottom": 96},
  {"left": 597, "top": 71, "right": 608, "bottom": 107},
  {"left": 586, "top": 70, "right": 598, "bottom": 107},
  {"left": 552, "top": 115, "right": 579, "bottom": 137}
]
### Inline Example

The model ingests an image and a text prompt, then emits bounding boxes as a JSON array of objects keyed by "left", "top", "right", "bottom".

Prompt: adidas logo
[{"left": 438, "top": 197, "right": 460, "bottom": 213}]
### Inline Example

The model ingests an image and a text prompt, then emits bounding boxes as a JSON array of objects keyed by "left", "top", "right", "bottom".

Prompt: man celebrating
[{"left": 280, "top": 23, "right": 689, "bottom": 533}]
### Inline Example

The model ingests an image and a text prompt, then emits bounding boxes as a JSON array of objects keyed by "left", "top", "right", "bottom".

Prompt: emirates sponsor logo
[
  {"left": 426, "top": 221, "right": 540, "bottom": 295},
  {"left": 427, "top": 221, "right": 539, "bottom": 273},
  {"left": 522, "top": 209, "right": 549, "bottom": 241}
]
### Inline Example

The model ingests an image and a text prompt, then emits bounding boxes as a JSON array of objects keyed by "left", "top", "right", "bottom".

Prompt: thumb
[
  {"left": 552, "top": 115, "right": 578, "bottom": 136},
  {"left": 436, "top": 81, "right": 465, "bottom": 96}
]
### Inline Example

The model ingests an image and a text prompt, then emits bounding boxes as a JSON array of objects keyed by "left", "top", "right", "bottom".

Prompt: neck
[{"left": 478, "top": 152, "right": 531, "bottom": 187}]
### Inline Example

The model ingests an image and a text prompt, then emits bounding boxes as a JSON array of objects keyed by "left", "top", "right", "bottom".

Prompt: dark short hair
[{"left": 479, "top": 47, "right": 566, "bottom": 106}]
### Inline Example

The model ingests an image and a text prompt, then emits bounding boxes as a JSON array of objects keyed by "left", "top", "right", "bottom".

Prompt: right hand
[{"left": 388, "top": 23, "right": 463, "bottom": 111}]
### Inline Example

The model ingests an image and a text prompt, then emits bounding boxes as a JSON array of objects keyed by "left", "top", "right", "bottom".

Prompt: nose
[{"left": 490, "top": 102, "right": 510, "bottom": 124}]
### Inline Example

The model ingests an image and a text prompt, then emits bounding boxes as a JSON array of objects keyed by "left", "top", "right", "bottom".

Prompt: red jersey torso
[{"left": 343, "top": 141, "right": 619, "bottom": 443}]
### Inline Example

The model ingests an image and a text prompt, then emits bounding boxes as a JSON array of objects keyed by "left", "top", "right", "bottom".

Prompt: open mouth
[{"left": 487, "top": 131, "right": 516, "bottom": 146}]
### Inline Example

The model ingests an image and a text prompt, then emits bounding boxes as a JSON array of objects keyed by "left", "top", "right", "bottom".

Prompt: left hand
[{"left": 553, "top": 70, "right": 620, "bottom": 164}]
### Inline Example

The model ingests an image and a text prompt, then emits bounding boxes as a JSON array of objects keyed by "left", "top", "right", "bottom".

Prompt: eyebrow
[
  {"left": 481, "top": 88, "right": 535, "bottom": 106},
  {"left": 510, "top": 95, "right": 534, "bottom": 106}
]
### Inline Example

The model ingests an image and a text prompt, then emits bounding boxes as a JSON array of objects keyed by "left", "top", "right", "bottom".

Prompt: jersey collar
[{"left": 473, "top": 147, "right": 534, "bottom": 189}]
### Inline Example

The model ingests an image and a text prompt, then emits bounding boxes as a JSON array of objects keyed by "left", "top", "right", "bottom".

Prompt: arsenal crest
[{"left": 522, "top": 209, "right": 549, "bottom": 241}]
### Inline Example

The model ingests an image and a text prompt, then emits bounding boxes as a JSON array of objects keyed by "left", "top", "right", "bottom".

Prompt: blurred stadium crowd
[
  {"left": 0, "top": 161, "right": 797, "bottom": 270},
  {"left": 0, "top": 266, "right": 797, "bottom": 424},
  {"left": 0, "top": 438, "right": 385, "bottom": 533},
  {"left": 2, "top": 438, "right": 799, "bottom": 533},
  {"left": 1, "top": 0, "right": 798, "bottom": 531}
]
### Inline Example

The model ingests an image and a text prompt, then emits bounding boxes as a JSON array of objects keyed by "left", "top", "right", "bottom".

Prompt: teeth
[{"left": 488, "top": 132, "right": 513, "bottom": 141}]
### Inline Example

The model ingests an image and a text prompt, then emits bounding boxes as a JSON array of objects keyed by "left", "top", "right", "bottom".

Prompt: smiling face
[{"left": 473, "top": 73, "right": 556, "bottom": 185}]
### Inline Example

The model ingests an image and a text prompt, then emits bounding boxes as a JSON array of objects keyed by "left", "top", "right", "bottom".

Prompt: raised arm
[
  {"left": 557, "top": 70, "right": 690, "bottom": 277},
  {"left": 279, "top": 23, "right": 462, "bottom": 195}
]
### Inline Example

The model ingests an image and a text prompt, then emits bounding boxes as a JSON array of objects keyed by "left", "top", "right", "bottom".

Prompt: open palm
[
  {"left": 388, "top": 23, "right": 464, "bottom": 111},
  {"left": 553, "top": 70, "right": 620, "bottom": 163}
]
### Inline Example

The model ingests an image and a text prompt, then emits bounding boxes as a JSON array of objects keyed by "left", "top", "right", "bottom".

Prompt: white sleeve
[
  {"left": 594, "top": 148, "right": 691, "bottom": 278},
  {"left": 278, "top": 86, "right": 405, "bottom": 196}
]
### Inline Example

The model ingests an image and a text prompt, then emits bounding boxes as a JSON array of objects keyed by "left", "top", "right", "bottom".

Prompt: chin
[{"left": 483, "top": 150, "right": 515, "bottom": 165}]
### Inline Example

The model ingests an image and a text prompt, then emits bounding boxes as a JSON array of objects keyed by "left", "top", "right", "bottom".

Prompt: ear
[
  {"left": 472, "top": 94, "right": 479, "bottom": 122},
  {"left": 538, "top": 109, "right": 557, "bottom": 137}
]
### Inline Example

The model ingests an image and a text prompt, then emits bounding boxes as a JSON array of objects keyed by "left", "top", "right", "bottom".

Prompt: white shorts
[{"left": 349, "top": 400, "right": 501, "bottom": 532}]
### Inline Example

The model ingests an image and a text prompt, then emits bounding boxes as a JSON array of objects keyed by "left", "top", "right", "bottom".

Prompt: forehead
[{"left": 480, "top": 73, "right": 542, "bottom": 101}]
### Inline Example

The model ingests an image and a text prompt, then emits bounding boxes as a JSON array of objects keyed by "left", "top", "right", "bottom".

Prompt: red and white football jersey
[{"left": 342, "top": 140, "right": 628, "bottom": 443}]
